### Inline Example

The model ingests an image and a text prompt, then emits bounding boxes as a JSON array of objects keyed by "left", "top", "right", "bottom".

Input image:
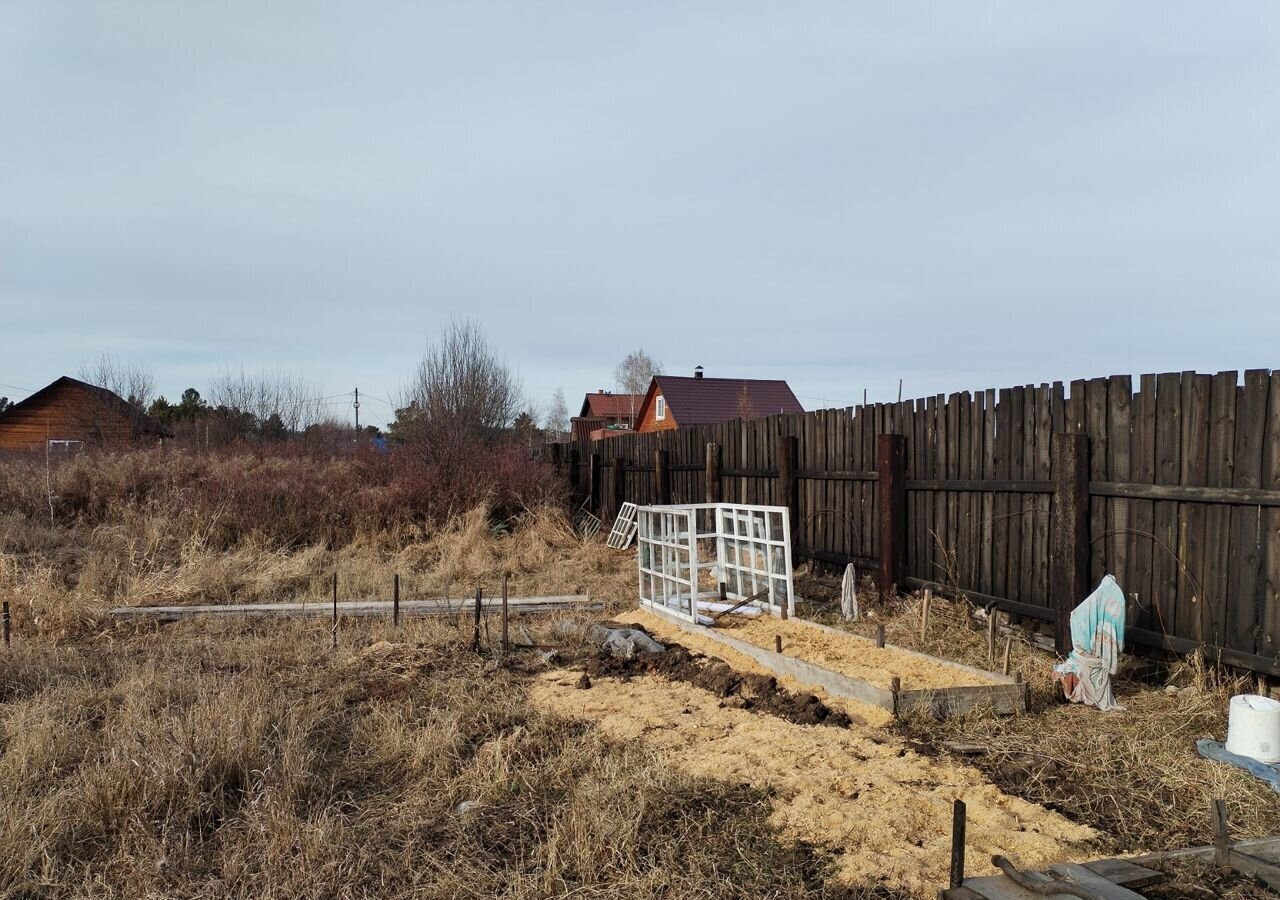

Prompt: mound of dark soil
[{"left": 581, "top": 632, "right": 856, "bottom": 728}]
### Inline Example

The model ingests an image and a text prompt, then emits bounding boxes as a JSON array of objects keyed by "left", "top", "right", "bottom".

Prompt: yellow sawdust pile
[
  {"left": 719, "top": 614, "right": 1000, "bottom": 691},
  {"left": 532, "top": 672, "right": 1096, "bottom": 896}
]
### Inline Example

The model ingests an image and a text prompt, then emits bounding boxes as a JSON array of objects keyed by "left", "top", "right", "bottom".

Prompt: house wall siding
[
  {"left": 0, "top": 384, "right": 138, "bottom": 451},
  {"left": 635, "top": 390, "right": 678, "bottom": 434}
]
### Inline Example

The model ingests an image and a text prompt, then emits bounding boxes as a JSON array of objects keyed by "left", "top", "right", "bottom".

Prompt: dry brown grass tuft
[{"left": 0, "top": 617, "right": 900, "bottom": 899}]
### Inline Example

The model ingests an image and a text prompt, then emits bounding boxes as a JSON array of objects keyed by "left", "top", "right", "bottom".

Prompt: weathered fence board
[{"left": 555, "top": 369, "right": 1280, "bottom": 674}]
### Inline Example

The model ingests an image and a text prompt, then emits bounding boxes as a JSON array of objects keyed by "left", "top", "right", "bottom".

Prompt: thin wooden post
[
  {"left": 589, "top": 451, "right": 602, "bottom": 514},
  {"left": 776, "top": 434, "right": 799, "bottom": 555},
  {"left": 875, "top": 624, "right": 885, "bottom": 648},
  {"left": 1050, "top": 433, "right": 1090, "bottom": 655},
  {"left": 705, "top": 442, "right": 721, "bottom": 504},
  {"left": 950, "top": 799, "right": 967, "bottom": 888},
  {"left": 774, "top": 635, "right": 782, "bottom": 653},
  {"left": 393, "top": 573, "right": 400, "bottom": 627},
  {"left": 890, "top": 675, "right": 901, "bottom": 717},
  {"left": 1213, "top": 799, "right": 1230, "bottom": 868},
  {"left": 2, "top": 600, "right": 9, "bottom": 648},
  {"left": 921, "top": 589, "right": 932, "bottom": 640},
  {"left": 472, "top": 585, "right": 483, "bottom": 653},
  {"left": 331, "top": 571, "right": 338, "bottom": 650},
  {"left": 877, "top": 433, "right": 906, "bottom": 597},
  {"left": 501, "top": 573, "right": 510, "bottom": 660},
  {"left": 612, "top": 453, "right": 627, "bottom": 520},
  {"left": 655, "top": 449, "right": 671, "bottom": 505},
  {"left": 1001, "top": 636, "right": 1012, "bottom": 676},
  {"left": 987, "top": 610, "right": 997, "bottom": 666}
]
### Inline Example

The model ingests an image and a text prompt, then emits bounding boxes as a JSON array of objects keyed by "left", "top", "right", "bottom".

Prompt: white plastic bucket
[{"left": 1225, "top": 694, "right": 1280, "bottom": 763}]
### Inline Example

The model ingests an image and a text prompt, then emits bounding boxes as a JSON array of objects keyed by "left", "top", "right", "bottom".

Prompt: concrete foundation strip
[{"left": 643, "top": 603, "right": 1027, "bottom": 717}]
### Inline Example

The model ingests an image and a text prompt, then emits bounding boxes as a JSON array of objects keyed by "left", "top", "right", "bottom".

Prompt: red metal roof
[
  {"left": 646, "top": 376, "right": 803, "bottom": 425},
  {"left": 578, "top": 392, "right": 645, "bottom": 419}
]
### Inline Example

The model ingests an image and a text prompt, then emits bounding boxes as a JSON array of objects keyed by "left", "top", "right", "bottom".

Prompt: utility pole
[{"left": 353, "top": 387, "right": 360, "bottom": 442}]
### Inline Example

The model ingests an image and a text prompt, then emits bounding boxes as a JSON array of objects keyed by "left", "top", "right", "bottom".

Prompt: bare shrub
[{"left": 399, "top": 319, "right": 521, "bottom": 449}]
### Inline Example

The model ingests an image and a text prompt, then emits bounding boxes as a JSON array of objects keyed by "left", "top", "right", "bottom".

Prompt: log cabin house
[{"left": 0, "top": 376, "right": 172, "bottom": 452}]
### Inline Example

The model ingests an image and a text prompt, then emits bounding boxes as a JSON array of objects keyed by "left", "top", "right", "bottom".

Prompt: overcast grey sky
[{"left": 2, "top": 2, "right": 1278, "bottom": 427}]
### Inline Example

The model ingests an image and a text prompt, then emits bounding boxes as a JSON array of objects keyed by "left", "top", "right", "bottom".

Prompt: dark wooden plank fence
[{"left": 550, "top": 370, "right": 1280, "bottom": 676}]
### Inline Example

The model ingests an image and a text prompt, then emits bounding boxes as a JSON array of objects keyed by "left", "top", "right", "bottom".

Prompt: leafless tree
[
  {"left": 77, "top": 352, "right": 157, "bottom": 440},
  {"left": 614, "top": 349, "right": 663, "bottom": 395},
  {"left": 79, "top": 352, "right": 155, "bottom": 411},
  {"left": 400, "top": 318, "right": 521, "bottom": 447},
  {"left": 614, "top": 349, "right": 662, "bottom": 427},
  {"left": 207, "top": 367, "right": 330, "bottom": 435},
  {"left": 545, "top": 387, "right": 569, "bottom": 442},
  {"left": 736, "top": 381, "right": 757, "bottom": 420}
]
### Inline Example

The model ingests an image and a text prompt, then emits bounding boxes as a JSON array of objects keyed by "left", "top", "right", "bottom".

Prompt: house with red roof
[
  {"left": 633, "top": 367, "right": 804, "bottom": 434},
  {"left": 570, "top": 390, "right": 646, "bottom": 441}
]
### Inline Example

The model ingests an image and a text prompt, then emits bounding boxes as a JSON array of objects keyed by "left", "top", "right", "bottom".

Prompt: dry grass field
[{"left": 3, "top": 449, "right": 1279, "bottom": 897}]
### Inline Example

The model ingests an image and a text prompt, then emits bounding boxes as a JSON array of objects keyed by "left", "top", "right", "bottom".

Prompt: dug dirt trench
[{"left": 531, "top": 611, "right": 1098, "bottom": 896}]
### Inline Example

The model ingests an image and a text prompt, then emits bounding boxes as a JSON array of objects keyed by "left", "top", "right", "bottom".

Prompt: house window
[{"left": 655, "top": 396, "right": 666, "bottom": 421}]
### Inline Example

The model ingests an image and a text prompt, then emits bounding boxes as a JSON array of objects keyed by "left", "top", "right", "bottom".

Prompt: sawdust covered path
[{"left": 532, "top": 673, "right": 1097, "bottom": 898}]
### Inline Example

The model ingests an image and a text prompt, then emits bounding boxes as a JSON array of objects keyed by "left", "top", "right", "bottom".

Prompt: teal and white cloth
[{"left": 1052, "top": 574, "right": 1126, "bottom": 711}]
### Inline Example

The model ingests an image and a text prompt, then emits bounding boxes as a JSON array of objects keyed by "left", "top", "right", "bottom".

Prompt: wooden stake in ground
[
  {"left": 921, "top": 589, "right": 932, "bottom": 640},
  {"left": 1213, "top": 799, "right": 1230, "bottom": 868},
  {"left": 472, "top": 585, "right": 483, "bottom": 653},
  {"left": 393, "top": 572, "right": 400, "bottom": 627},
  {"left": 2, "top": 600, "right": 9, "bottom": 648},
  {"left": 987, "top": 609, "right": 997, "bottom": 666},
  {"left": 501, "top": 574, "right": 510, "bottom": 660},
  {"left": 950, "top": 799, "right": 967, "bottom": 889},
  {"left": 1001, "top": 635, "right": 1013, "bottom": 676},
  {"left": 774, "top": 635, "right": 782, "bottom": 653},
  {"left": 331, "top": 572, "right": 338, "bottom": 651},
  {"left": 875, "top": 624, "right": 885, "bottom": 648},
  {"left": 889, "top": 675, "right": 901, "bottom": 718}
]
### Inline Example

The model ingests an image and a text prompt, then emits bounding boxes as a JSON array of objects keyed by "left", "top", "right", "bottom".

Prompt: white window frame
[
  {"left": 636, "top": 503, "right": 794, "bottom": 624},
  {"left": 655, "top": 395, "right": 666, "bottom": 421}
]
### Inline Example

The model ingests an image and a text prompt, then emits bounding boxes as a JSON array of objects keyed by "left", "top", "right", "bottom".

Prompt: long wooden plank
[
  {"left": 1179, "top": 374, "right": 1211, "bottom": 643},
  {"left": 946, "top": 394, "right": 960, "bottom": 588},
  {"left": 1107, "top": 377, "right": 1132, "bottom": 603},
  {"left": 111, "top": 595, "right": 598, "bottom": 618},
  {"left": 1265, "top": 372, "right": 1280, "bottom": 656},
  {"left": 1229, "top": 369, "right": 1269, "bottom": 656},
  {"left": 1007, "top": 387, "right": 1025, "bottom": 603},
  {"left": 958, "top": 392, "right": 973, "bottom": 591},
  {"left": 981, "top": 389, "right": 996, "bottom": 596},
  {"left": 993, "top": 388, "right": 1012, "bottom": 602},
  {"left": 1085, "top": 377, "right": 1109, "bottom": 588},
  {"left": 1047, "top": 863, "right": 1147, "bottom": 899},
  {"left": 1152, "top": 373, "right": 1182, "bottom": 638},
  {"left": 1131, "top": 373, "right": 1162, "bottom": 627},
  {"left": 1080, "top": 858, "right": 1165, "bottom": 889},
  {"left": 1032, "top": 384, "right": 1052, "bottom": 608},
  {"left": 1203, "top": 371, "right": 1237, "bottom": 647},
  {"left": 1018, "top": 385, "right": 1037, "bottom": 604}
]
